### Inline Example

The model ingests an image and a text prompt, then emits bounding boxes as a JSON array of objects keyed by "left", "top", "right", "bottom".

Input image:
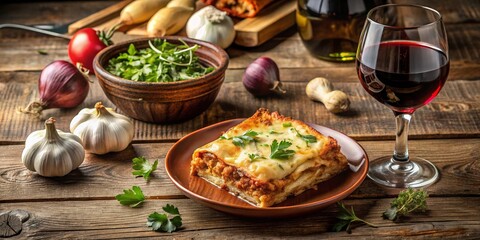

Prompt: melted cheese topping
[{"left": 201, "top": 121, "right": 325, "bottom": 181}]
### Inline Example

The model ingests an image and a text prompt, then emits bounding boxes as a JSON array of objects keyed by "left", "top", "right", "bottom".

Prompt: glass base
[{"left": 368, "top": 156, "right": 439, "bottom": 188}]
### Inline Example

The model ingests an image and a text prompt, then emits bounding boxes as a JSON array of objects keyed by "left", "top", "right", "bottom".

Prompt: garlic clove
[
  {"left": 306, "top": 77, "right": 350, "bottom": 113},
  {"left": 306, "top": 77, "right": 334, "bottom": 97},
  {"left": 323, "top": 90, "right": 351, "bottom": 113}
]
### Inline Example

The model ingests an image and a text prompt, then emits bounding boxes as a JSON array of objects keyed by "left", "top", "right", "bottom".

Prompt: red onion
[
  {"left": 242, "top": 57, "right": 286, "bottom": 97},
  {"left": 20, "top": 60, "right": 90, "bottom": 117}
]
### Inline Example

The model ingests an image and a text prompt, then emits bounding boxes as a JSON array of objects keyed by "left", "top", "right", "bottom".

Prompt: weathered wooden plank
[
  {"left": 224, "top": 62, "right": 480, "bottom": 83},
  {"left": 210, "top": 81, "right": 480, "bottom": 140},
  {"left": 0, "top": 139, "right": 478, "bottom": 202},
  {"left": 1, "top": 0, "right": 478, "bottom": 26},
  {"left": 1, "top": 72, "right": 479, "bottom": 143},
  {"left": 0, "top": 38, "right": 70, "bottom": 72},
  {"left": 0, "top": 1, "right": 116, "bottom": 27},
  {"left": 0, "top": 197, "right": 478, "bottom": 239},
  {"left": 227, "top": 23, "right": 480, "bottom": 69},
  {"left": 392, "top": 0, "right": 480, "bottom": 24},
  {"left": 2, "top": 62, "right": 479, "bottom": 86},
  {"left": 0, "top": 143, "right": 178, "bottom": 202},
  {"left": 352, "top": 138, "right": 480, "bottom": 197},
  {"left": 1, "top": 24, "right": 479, "bottom": 74},
  {"left": 67, "top": 0, "right": 134, "bottom": 34}
]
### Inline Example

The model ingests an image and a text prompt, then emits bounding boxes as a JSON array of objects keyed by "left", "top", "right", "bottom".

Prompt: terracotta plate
[{"left": 165, "top": 119, "right": 368, "bottom": 218}]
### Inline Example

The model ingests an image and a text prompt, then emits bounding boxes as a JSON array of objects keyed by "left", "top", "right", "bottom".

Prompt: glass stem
[{"left": 393, "top": 113, "right": 412, "bottom": 162}]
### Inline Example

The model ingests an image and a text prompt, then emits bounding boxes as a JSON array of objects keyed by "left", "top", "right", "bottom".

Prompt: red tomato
[{"left": 68, "top": 28, "right": 108, "bottom": 73}]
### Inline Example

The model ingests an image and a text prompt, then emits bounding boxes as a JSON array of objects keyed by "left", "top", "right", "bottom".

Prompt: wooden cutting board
[{"left": 68, "top": 0, "right": 296, "bottom": 47}]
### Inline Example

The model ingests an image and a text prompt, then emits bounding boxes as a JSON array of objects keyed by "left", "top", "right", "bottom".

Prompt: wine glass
[{"left": 356, "top": 4, "right": 449, "bottom": 188}]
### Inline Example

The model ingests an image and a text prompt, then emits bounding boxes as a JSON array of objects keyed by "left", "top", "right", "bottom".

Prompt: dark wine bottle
[{"left": 296, "top": 0, "right": 385, "bottom": 62}]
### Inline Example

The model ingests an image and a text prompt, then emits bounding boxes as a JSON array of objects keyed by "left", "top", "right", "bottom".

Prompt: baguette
[
  {"left": 120, "top": 0, "right": 171, "bottom": 25},
  {"left": 146, "top": 0, "right": 195, "bottom": 37}
]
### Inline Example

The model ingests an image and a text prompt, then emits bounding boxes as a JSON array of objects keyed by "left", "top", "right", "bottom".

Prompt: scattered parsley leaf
[
  {"left": 248, "top": 153, "right": 265, "bottom": 162},
  {"left": 219, "top": 135, "right": 227, "bottom": 140},
  {"left": 115, "top": 186, "right": 145, "bottom": 208},
  {"left": 383, "top": 188, "right": 428, "bottom": 221},
  {"left": 277, "top": 164, "right": 284, "bottom": 170},
  {"left": 37, "top": 50, "right": 48, "bottom": 55},
  {"left": 147, "top": 204, "right": 182, "bottom": 233},
  {"left": 300, "top": 134, "right": 317, "bottom": 143},
  {"left": 270, "top": 139, "right": 295, "bottom": 160},
  {"left": 132, "top": 156, "right": 158, "bottom": 181},
  {"left": 163, "top": 204, "right": 180, "bottom": 215},
  {"left": 244, "top": 129, "right": 259, "bottom": 137},
  {"left": 292, "top": 128, "right": 317, "bottom": 144},
  {"left": 231, "top": 130, "right": 258, "bottom": 147},
  {"left": 232, "top": 137, "right": 244, "bottom": 146},
  {"left": 333, "top": 202, "right": 377, "bottom": 233},
  {"left": 282, "top": 122, "right": 292, "bottom": 128},
  {"left": 147, "top": 212, "right": 167, "bottom": 231},
  {"left": 332, "top": 219, "right": 350, "bottom": 232},
  {"left": 269, "top": 130, "right": 280, "bottom": 134}
]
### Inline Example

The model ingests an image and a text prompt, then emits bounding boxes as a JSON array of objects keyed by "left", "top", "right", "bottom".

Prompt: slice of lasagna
[
  {"left": 201, "top": 0, "right": 273, "bottom": 18},
  {"left": 190, "top": 109, "right": 348, "bottom": 207}
]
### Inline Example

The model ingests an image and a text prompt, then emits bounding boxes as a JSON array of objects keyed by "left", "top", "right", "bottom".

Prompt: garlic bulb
[
  {"left": 22, "top": 117, "right": 85, "bottom": 177},
  {"left": 70, "top": 102, "right": 134, "bottom": 155},
  {"left": 186, "top": 6, "right": 235, "bottom": 49}
]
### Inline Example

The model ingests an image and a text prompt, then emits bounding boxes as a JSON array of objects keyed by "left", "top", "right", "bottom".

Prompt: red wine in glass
[
  {"left": 357, "top": 40, "right": 449, "bottom": 114},
  {"left": 356, "top": 4, "right": 450, "bottom": 188}
]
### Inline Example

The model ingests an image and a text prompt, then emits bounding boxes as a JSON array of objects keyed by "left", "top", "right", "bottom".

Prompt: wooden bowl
[{"left": 93, "top": 37, "right": 229, "bottom": 123}]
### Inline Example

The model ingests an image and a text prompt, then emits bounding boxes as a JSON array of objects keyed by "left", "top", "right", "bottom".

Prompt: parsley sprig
[
  {"left": 115, "top": 186, "right": 145, "bottom": 208},
  {"left": 333, "top": 202, "right": 377, "bottom": 233},
  {"left": 231, "top": 130, "right": 259, "bottom": 147},
  {"left": 107, "top": 39, "right": 214, "bottom": 82},
  {"left": 383, "top": 188, "right": 428, "bottom": 221},
  {"left": 270, "top": 140, "right": 295, "bottom": 160},
  {"left": 132, "top": 156, "right": 158, "bottom": 181},
  {"left": 147, "top": 204, "right": 183, "bottom": 233}
]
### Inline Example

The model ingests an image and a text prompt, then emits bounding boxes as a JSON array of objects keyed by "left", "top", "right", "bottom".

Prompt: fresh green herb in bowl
[
  {"left": 106, "top": 39, "right": 214, "bottom": 82},
  {"left": 93, "top": 36, "right": 229, "bottom": 123}
]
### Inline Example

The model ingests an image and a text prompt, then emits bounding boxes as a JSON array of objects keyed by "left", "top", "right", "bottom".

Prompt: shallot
[
  {"left": 19, "top": 60, "right": 91, "bottom": 117},
  {"left": 242, "top": 57, "right": 286, "bottom": 97}
]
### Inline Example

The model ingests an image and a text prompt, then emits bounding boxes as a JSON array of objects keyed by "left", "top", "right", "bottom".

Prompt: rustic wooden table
[{"left": 1, "top": 1, "right": 479, "bottom": 239}]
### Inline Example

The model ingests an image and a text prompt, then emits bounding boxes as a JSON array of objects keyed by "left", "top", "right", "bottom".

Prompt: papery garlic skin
[
  {"left": 22, "top": 117, "right": 85, "bottom": 177},
  {"left": 186, "top": 6, "right": 235, "bottom": 49},
  {"left": 70, "top": 102, "right": 134, "bottom": 155}
]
